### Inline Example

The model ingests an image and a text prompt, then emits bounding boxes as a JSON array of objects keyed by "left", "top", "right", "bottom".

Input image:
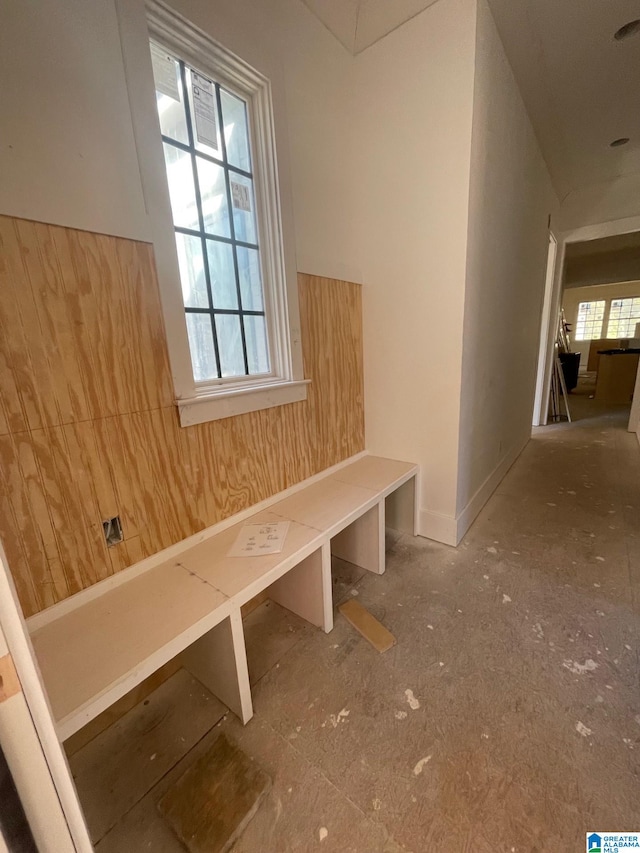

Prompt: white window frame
[
  {"left": 118, "top": 0, "right": 307, "bottom": 426},
  {"left": 606, "top": 296, "right": 640, "bottom": 339},
  {"left": 574, "top": 299, "right": 606, "bottom": 341}
]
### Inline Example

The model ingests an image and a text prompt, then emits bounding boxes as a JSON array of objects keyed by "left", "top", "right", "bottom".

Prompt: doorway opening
[{"left": 534, "top": 228, "right": 640, "bottom": 430}]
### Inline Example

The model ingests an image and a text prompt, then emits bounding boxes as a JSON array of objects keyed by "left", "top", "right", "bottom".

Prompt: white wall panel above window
[{"left": 0, "top": 0, "right": 149, "bottom": 240}]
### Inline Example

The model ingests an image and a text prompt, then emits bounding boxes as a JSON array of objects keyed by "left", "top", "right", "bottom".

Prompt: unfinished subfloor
[{"left": 73, "top": 395, "right": 640, "bottom": 852}]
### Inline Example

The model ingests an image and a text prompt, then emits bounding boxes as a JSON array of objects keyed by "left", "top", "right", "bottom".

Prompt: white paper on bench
[
  {"left": 176, "top": 512, "right": 323, "bottom": 604},
  {"left": 228, "top": 521, "right": 290, "bottom": 557}
]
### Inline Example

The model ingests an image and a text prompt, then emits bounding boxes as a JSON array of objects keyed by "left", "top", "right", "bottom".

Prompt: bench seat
[
  {"left": 27, "top": 453, "right": 417, "bottom": 742},
  {"left": 30, "top": 563, "right": 231, "bottom": 740}
]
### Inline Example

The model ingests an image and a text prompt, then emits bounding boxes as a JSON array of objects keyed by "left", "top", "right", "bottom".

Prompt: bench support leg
[
  {"left": 181, "top": 612, "right": 253, "bottom": 724},
  {"left": 385, "top": 476, "right": 417, "bottom": 536},
  {"left": 331, "top": 502, "right": 385, "bottom": 575},
  {"left": 268, "top": 546, "right": 333, "bottom": 633}
]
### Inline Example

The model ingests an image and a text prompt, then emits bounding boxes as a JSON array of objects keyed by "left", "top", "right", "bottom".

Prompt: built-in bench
[{"left": 27, "top": 453, "right": 418, "bottom": 742}]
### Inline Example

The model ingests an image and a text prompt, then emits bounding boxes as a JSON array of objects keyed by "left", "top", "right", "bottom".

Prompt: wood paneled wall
[{"left": 0, "top": 216, "right": 364, "bottom": 617}]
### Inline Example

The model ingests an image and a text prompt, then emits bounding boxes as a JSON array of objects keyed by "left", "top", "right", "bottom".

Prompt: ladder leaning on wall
[{"left": 549, "top": 310, "right": 572, "bottom": 423}]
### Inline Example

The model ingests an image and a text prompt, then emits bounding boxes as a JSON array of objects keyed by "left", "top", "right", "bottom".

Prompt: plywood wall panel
[
  {"left": 0, "top": 331, "right": 18, "bottom": 436},
  {"left": 0, "top": 218, "right": 43, "bottom": 434},
  {"left": 0, "top": 450, "right": 45, "bottom": 612},
  {"left": 298, "top": 275, "right": 365, "bottom": 472},
  {"left": 282, "top": 402, "right": 317, "bottom": 487},
  {"left": 119, "top": 240, "right": 175, "bottom": 412},
  {"left": 0, "top": 216, "right": 364, "bottom": 617},
  {"left": 25, "top": 221, "right": 93, "bottom": 430},
  {"left": 0, "top": 432, "right": 55, "bottom": 613}
]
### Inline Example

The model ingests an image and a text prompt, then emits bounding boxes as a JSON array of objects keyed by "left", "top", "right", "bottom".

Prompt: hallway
[{"left": 86, "top": 407, "right": 640, "bottom": 853}]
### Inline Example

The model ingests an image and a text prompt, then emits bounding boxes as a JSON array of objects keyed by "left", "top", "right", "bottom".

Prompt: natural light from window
[
  {"left": 150, "top": 42, "right": 270, "bottom": 383},
  {"left": 606, "top": 297, "right": 640, "bottom": 339},
  {"left": 574, "top": 300, "right": 606, "bottom": 341}
]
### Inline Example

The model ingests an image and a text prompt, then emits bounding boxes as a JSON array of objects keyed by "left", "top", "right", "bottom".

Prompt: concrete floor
[{"left": 76, "top": 386, "right": 640, "bottom": 852}]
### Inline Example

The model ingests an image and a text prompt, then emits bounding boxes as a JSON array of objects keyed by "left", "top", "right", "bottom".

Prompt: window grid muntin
[
  {"left": 575, "top": 300, "right": 606, "bottom": 341},
  {"left": 173, "top": 225, "right": 257, "bottom": 250},
  {"left": 215, "top": 77, "right": 248, "bottom": 374},
  {"left": 162, "top": 136, "right": 254, "bottom": 180},
  {"left": 159, "top": 52, "right": 269, "bottom": 381},
  {"left": 606, "top": 297, "right": 640, "bottom": 339},
  {"left": 178, "top": 61, "right": 223, "bottom": 377}
]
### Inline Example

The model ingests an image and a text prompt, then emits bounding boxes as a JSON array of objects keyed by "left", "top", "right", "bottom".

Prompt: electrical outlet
[{"left": 103, "top": 516, "right": 124, "bottom": 547}]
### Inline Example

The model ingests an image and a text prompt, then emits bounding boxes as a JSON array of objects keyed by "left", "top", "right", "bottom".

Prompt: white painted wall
[
  {"left": 276, "top": 1, "right": 361, "bottom": 284},
  {"left": 353, "top": 0, "right": 478, "bottom": 543},
  {"left": 456, "top": 0, "right": 558, "bottom": 534},
  {"left": 0, "top": 0, "right": 150, "bottom": 241}
]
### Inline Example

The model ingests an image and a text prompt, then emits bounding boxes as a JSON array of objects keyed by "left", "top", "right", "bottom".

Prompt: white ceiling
[
  {"left": 486, "top": 0, "right": 640, "bottom": 197},
  {"left": 302, "top": 0, "right": 640, "bottom": 198},
  {"left": 301, "top": 0, "right": 440, "bottom": 54}
]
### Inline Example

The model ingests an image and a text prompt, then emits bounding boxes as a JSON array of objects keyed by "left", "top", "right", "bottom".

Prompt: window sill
[{"left": 176, "top": 378, "right": 310, "bottom": 426}]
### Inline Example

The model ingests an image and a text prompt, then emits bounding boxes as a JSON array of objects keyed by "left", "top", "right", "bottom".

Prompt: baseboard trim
[
  {"left": 417, "top": 436, "right": 530, "bottom": 548},
  {"left": 418, "top": 509, "right": 458, "bottom": 546},
  {"left": 455, "top": 436, "right": 529, "bottom": 544}
]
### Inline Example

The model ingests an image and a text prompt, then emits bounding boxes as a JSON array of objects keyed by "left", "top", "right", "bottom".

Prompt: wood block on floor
[
  {"left": 158, "top": 734, "right": 270, "bottom": 853},
  {"left": 338, "top": 599, "right": 396, "bottom": 653}
]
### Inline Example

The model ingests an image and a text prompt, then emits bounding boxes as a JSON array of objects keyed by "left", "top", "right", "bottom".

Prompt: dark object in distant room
[{"left": 558, "top": 351, "right": 580, "bottom": 392}]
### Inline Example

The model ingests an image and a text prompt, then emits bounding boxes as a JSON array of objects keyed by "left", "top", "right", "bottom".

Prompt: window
[
  {"left": 128, "top": 2, "right": 307, "bottom": 426},
  {"left": 606, "top": 297, "right": 640, "bottom": 339},
  {"left": 574, "top": 301, "right": 605, "bottom": 341},
  {"left": 151, "top": 44, "right": 270, "bottom": 382}
]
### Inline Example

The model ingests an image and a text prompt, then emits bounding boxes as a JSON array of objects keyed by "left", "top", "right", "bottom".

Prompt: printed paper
[
  {"left": 150, "top": 42, "right": 180, "bottom": 101},
  {"left": 192, "top": 72, "right": 218, "bottom": 150},
  {"left": 230, "top": 180, "right": 252, "bottom": 212},
  {"left": 228, "top": 521, "right": 290, "bottom": 557}
]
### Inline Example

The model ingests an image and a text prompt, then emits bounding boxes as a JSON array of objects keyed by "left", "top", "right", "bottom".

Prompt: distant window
[
  {"left": 574, "top": 301, "right": 605, "bottom": 341},
  {"left": 606, "top": 297, "right": 640, "bottom": 339}
]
